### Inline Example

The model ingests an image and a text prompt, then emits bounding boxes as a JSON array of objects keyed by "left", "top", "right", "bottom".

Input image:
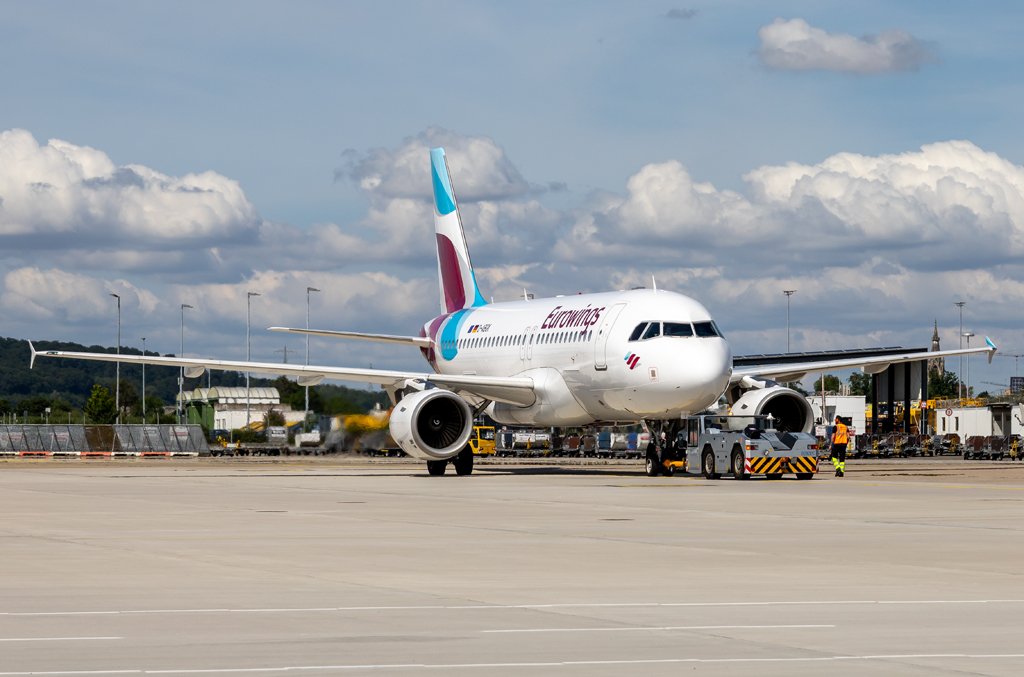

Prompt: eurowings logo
[{"left": 624, "top": 352, "right": 640, "bottom": 370}]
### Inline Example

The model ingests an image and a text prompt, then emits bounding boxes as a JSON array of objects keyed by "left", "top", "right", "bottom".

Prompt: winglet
[
  {"left": 28, "top": 341, "right": 37, "bottom": 370},
  {"left": 986, "top": 336, "right": 998, "bottom": 363}
]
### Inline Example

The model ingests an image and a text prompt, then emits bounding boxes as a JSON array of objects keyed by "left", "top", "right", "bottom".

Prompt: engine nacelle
[
  {"left": 729, "top": 384, "right": 814, "bottom": 433},
  {"left": 389, "top": 389, "right": 474, "bottom": 461}
]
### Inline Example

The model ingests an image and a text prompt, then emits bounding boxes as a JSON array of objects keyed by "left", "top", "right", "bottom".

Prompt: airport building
[{"left": 178, "top": 387, "right": 305, "bottom": 430}]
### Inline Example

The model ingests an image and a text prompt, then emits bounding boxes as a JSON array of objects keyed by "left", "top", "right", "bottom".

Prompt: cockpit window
[
  {"left": 693, "top": 321, "right": 719, "bottom": 338},
  {"left": 628, "top": 323, "right": 648, "bottom": 342},
  {"left": 642, "top": 322, "right": 662, "bottom": 340},
  {"left": 663, "top": 322, "right": 694, "bottom": 338}
]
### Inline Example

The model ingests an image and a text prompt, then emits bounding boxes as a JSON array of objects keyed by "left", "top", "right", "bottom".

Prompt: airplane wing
[
  {"left": 731, "top": 338, "right": 997, "bottom": 384},
  {"left": 268, "top": 326, "right": 432, "bottom": 348},
  {"left": 29, "top": 343, "right": 535, "bottom": 407}
]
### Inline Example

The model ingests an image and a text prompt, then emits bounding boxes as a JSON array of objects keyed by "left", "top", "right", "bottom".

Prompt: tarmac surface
[{"left": 1, "top": 456, "right": 1023, "bottom": 676}]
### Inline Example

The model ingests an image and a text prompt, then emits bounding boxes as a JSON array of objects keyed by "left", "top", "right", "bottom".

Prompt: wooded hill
[{"left": 0, "top": 337, "right": 388, "bottom": 418}]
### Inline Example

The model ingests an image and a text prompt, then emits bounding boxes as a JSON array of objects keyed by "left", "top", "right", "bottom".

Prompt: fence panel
[{"left": 0, "top": 425, "right": 206, "bottom": 456}]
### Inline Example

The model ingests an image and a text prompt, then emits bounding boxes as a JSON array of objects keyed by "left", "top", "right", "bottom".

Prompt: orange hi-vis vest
[{"left": 833, "top": 422, "right": 849, "bottom": 445}]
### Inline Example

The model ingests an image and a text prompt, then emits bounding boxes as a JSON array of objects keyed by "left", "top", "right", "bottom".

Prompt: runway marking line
[
  {"left": 0, "top": 636, "right": 122, "bottom": 642},
  {"left": 2, "top": 653, "right": 1024, "bottom": 674},
  {"left": 481, "top": 624, "right": 835, "bottom": 633},
  {"left": 3, "top": 599, "right": 1024, "bottom": 616}
]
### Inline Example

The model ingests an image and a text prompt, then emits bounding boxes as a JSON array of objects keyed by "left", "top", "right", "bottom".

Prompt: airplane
[{"left": 31, "top": 147, "right": 997, "bottom": 476}]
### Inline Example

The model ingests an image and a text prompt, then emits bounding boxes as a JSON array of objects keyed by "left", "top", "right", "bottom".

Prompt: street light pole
[
  {"left": 179, "top": 304, "right": 194, "bottom": 424},
  {"left": 305, "top": 286, "right": 320, "bottom": 429},
  {"left": 955, "top": 301, "right": 966, "bottom": 399},
  {"left": 109, "top": 293, "right": 121, "bottom": 424},
  {"left": 783, "top": 290, "right": 797, "bottom": 353},
  {"left": 141, "top": 336, "right": 146, "bottom": 424},
  {"left": 963, "top": 331, "right": 975, "bottom": 401},
  {"left": 246, "top": 291, "right": 260, "bottom": 430}
]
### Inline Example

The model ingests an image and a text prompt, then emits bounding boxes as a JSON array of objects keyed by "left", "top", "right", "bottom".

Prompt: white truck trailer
[{"left": 646, "top": 414, "right": 820, "bottom": 479}]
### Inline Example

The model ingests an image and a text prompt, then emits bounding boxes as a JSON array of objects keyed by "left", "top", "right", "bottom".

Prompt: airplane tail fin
[{"left": 431, "top": 147, "right": 486, "bottom": 314}]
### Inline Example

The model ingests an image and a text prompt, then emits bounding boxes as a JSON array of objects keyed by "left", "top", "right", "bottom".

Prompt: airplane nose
[{"left": 693, "top": 339, "right": 732, "bottom": 401}]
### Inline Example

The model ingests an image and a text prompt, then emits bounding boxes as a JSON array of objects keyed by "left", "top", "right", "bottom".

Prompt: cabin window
[
  {"left": 694, "top": 321, "right": 719, "bottom": 338},
  {"left": 663, "top": 322, "right": 694, "bottom": 338}
]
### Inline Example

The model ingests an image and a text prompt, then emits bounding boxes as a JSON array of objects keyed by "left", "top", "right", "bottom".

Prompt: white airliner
[{"left": 32, "top": 148, "right": 996, "bottom": 475}]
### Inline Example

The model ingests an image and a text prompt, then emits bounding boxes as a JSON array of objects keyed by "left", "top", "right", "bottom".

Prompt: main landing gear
[{"left": 426, "top": 446, "right": 475, "bottom": 476}]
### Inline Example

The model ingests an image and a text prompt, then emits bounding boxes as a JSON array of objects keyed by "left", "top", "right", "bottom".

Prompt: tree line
[{"left": 0, "top": 337, "right": 387, "bottom": 423}]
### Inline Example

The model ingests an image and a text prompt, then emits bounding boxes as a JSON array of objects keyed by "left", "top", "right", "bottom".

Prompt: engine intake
[
  {"left": 729, "top": 384, "right": 814, "bottom": 433},
  {"left": 389, "top": 389, "right": 473, "bottom": 460}
]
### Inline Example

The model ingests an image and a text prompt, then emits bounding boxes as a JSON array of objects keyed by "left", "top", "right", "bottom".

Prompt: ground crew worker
[{"left": 830, "top": 415, "right": 848, "bottom": 477}]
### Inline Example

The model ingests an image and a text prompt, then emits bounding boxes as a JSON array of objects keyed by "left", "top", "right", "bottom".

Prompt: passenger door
[{"left": 594, "top": 303, "right": 626, "bottom": 371}]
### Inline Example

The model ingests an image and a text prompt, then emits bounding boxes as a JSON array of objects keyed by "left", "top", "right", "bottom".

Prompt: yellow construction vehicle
[{"left": 469, "top": 426, "right": 496, "bottom": 455}]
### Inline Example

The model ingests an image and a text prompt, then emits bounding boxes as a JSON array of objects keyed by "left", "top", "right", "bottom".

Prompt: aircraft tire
[
  {"left": 453, "top": 448, "right": 474, "bottom": 476},
  {"left": 426, "top": 460, "right": 447, "bottom": 476}
]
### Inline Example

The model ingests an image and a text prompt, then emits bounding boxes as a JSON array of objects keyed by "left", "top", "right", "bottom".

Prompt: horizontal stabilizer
[{"left": 268, "top": 326, "right": 432, "bottom": 348}]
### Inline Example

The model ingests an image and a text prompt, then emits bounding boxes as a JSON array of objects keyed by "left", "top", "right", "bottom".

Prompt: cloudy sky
[{"left": 2, "top": 1, "right": 1022, "bottom": 391}]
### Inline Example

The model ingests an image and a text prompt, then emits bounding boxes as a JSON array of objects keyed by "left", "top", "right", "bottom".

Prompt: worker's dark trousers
[{"left": 831, "top": 444, "right": 847, "bottom": 475}]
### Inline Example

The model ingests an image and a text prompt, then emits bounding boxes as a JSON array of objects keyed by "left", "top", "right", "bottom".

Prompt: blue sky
[{"left": 1, "top": 1, "right": 1022, "bottom": 391}]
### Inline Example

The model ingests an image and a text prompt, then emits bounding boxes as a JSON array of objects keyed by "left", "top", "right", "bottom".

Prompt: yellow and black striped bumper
[{"left": 746, "top": 456, "right": 818, "bottom": 475}]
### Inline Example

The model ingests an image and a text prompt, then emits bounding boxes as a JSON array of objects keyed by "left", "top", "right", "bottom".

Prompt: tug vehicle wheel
[
  {"left": 731, "top": 448, "right": 748, "bottom": 480},
  {"left": 702, "top": 448, "right": 720, "bottom": 480}
]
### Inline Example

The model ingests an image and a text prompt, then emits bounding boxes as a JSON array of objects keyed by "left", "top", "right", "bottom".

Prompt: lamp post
[
  {"left": 783, "top": 290, "right": 797, "bottom": 353},
  {"left": 246, "top": 291, "right": 260, "bottom": 430},
  {"left": 305, "top": 286, "right": 320, "bottom": 429},
  {"left": 963, "top": 331, "right": 975, "bottom": 401},
  {"left": 109, "top": 293, "right": 121, "bottom": 424},
  {"left": 955, "top": 301, "right": 966, "bottom": 398},
  {"left": 141, "top": 336, "right": 146, "bottom": 423},
  {"left": 179, "top": 304, "right": 194, "bottom": 424}
]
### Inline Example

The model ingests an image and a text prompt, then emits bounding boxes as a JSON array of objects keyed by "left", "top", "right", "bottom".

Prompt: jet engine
[
  {"left": 389, "top": 389, "right": 474, "bottom": 461},
  {"left": 728, "top": 383, "right": 814, "bottom": 433}
]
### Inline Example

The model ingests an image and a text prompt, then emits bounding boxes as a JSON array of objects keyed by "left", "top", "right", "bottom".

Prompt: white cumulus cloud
[
  {"left": 563, "top": 140, "right": 1024, "bottom": 277},
  {"left": 2, "top": 267, "right": 158, "bottom": 323},
  {"left": 339, "top": 127, "right": 534, "bottom": 203},
  {"left": 0, "top": 129, "right": 259, "bottom": 248},
  {"left": 757, "top": 18, "right": 935, "bottom": 73}
]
